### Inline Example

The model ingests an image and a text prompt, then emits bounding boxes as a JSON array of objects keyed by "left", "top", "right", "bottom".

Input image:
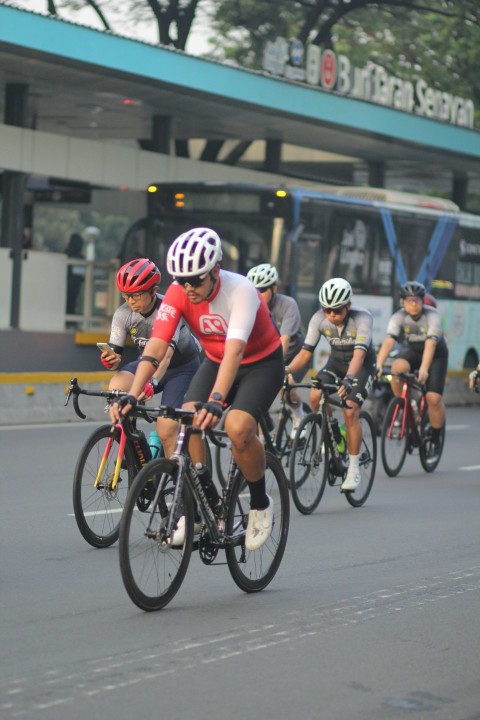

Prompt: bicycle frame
[{"left": 385, "top": 373, "right": 425, "bottom": 445}]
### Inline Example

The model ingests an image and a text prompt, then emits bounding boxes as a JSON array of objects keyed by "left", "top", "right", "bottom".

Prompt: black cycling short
[
  {"left": 184, "top": 346, "right": 284, "bottom": 422},
  {"left": 315, "top": 355, "right": 376, "bottom": 407},
  {"left": 396, "top": 347, "right": 448, "bottom": 395}
]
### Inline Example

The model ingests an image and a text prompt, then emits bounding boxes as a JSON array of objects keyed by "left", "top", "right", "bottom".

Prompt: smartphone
[{"left": 96, "top": 342, "right": 115, "bottom": 354}]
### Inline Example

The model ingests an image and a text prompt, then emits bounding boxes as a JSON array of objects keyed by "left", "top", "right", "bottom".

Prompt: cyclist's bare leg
[
  {"left": 156, "top": 417, "right": 179, "bottom": 458},
  {"left": 225, "top": 409, "right": 265, "bottom": 481},
  {"left": 390, "top": 358, "right": 411, "bottom": 397},
  {"left": 309, "top": 388, "right": 322, "bottom": 412},
  {"left": 426, "top": 391, "right": 445, "bottom": 429},
  {"left": 343, "top": 402, "right": 362, "bottom": 455},
  {"left": 108, "top": 370, "right": 134, "bottom": 392}
]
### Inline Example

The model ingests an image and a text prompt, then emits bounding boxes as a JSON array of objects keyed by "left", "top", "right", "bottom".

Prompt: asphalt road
[{"left": 1, "top": 407, "right": 479, "bottom": 720}]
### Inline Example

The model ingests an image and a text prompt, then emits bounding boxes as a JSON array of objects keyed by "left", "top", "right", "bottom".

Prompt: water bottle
[
  {"left": 148, "top": 430, "right": 162, "bottom": 459},
  {"left": 338, "top": 424, "right": 347, "bottom": 454}
]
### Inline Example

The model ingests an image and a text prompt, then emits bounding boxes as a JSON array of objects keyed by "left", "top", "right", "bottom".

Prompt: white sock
[
  {"left": 348, "top": 454, "right": 359, "bottom": 472},
  {"left": 291, "top": 404, "right": 305, "bottom": 419}
]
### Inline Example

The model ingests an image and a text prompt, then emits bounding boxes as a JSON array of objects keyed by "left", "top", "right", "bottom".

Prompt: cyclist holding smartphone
[
  {"left": 101, "top": 258, "right": 201, "bottom": 456},
  {"left": 109, "top": 228, "right": 284, "bottom": 551}
]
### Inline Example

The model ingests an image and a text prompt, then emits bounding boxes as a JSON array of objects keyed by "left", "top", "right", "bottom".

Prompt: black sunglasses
[{"left": 175, "top": 273, "right": 209, "bottom": 288}]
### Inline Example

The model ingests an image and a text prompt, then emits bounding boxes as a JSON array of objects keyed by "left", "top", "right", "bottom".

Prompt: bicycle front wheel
[
  {"left": 226, "top": 452, "right": 289, "bottom": 593},
  {"left": 72, "top": 424, "right": 137, "bottom": 548},
  {"left": 419, "top": 412, "right": 445, "bottom": 473},
  {"left": 119, "top": 459, "right": 194, "bottom": 612},
  {"left": 345, "top": 410, "right": 377, "bottom": 508},
  {"left": 381, "top": 398, "right": 408, "bottom": 477},
  {"left": 289, "top": 413, "right": 327, "bottom": 514}
]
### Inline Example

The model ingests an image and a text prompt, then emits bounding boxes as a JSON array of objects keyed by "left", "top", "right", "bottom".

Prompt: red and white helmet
[{"left": 116, "top": 258, "right": 160, "bottom": 293}]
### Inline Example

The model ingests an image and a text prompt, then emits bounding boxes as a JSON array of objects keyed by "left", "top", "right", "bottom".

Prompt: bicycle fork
[{"left": 94, "top": 424, "right": 126, "bottom": 490}]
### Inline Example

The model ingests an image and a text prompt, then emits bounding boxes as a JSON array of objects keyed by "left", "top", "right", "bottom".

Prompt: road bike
[
  {"left": 66, "top": 378, "right": 214, "bottom": 549},
  {"left": 214, "top": 379, "right": 311, "bottom": 486},
  {"left": 66, "top": 378, "right": 160, "bottom": 548},
  {"left": 380, "top": 371, "right": 445, "bottom": 476},
  {"left": 118, "top": 404, "right": 290, "bottom": 611},
  {"left": 288, "top": 376, "right": 377, "bottom": 514}
]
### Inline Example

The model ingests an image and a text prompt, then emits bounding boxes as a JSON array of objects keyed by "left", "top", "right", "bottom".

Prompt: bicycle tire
[
  {"left": 119, "top": 458, "right": 195, "bottom": 612},
  {"left": 289, "top": 413, "right": 327, "bottom": 514},
  {"left": 381, "top": 398, "right": 408, "bottom": 477},
  {"left": 275, "top": 401, "right": 311, "bottom": 469},
  {"left": 72, "top": 424, "right": 137, "bottom": 548},
  {"left": 419, "top": 411, "right": 445, "bottom": 473},
  {"left": 345, "top": 410, "right": 377, "bottom": 507},
  {"left": 226, "top": 452, "right": 289, "bottom": 593}
]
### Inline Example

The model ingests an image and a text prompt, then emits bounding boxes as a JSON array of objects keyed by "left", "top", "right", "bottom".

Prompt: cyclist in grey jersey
[
  {"left": 376, "top": 280, "right": 448, "bottom": 459},
  {"left": 247, "top": 263, "right": 306, "bottom": 436},
  {"left": 285, "top": 278, "right": 376, "bottom": 493},
  {"left": 101, "top": 258, "right": 201, "bottom": 456}
]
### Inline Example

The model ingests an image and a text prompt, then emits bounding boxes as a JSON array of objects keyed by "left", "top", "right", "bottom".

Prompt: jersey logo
[
  {"left": 157, "top": 303, "right": 177, "bottom": 322},
  {"left": 199, "top": 314, "right": 228, "bottom": 335}
]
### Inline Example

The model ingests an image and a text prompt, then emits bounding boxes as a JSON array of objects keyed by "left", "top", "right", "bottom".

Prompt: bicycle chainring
[{"left": 199, "top": 526, "right": 219, "bottom": 564}]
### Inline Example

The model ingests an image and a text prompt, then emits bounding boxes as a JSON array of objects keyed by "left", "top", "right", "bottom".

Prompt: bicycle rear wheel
[
  {"left": 289, "top": 413, "right": 327, "bottom": 514},
  {"left": 226, "top": 452, "right": 289, "bottom": 593},
  {"left": 381, "top": 398, "right": 408, "bottom": 477},
  {"left": 419, "top": 412, "right": 445, "bottom": 473},
  {"left": 72, "top": 424, "right": 137, "bottom": 548},
  {"left": 275, "top": 402, "right": 311, "bottom": 470},
  {"left": 345, "top": 410, "right": 377, "bottom": 507},
  {"left": 119, "top": 459, "right": 194, "bottom": 611}
]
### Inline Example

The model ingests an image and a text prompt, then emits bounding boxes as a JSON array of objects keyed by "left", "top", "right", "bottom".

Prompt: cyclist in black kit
[
  {"left": 376, "top": 280, "right": 448, "bottom": 461},
  {"left": 100, "top": 258, "right": 201, "bottom": 456},
  {"left": 285, "top": 278, "right": 376, "bottom": 492}
]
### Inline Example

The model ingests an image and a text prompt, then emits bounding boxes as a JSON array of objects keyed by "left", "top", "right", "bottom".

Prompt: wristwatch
[
  {"left": 345, "top": 373, "right": 354, "bottom": 382},
  {"left": 209, "top": 391, "right": 225, "bottom": 405}
]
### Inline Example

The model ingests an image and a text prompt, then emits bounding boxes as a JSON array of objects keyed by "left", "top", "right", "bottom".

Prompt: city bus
[{"left": 122, "top": 181, "right": 480, "bottom": 370}]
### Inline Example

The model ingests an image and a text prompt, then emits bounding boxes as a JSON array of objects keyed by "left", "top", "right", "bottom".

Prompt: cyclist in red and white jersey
[{"left": 110, "top": 228, "right": 284, "bottom": 550}]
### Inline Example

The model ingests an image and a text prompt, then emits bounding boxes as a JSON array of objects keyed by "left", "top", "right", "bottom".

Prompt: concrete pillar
[
  {"left": 368, "top": 160, "right": 385, "bottom": 188},
  {"left": 3, "top": 83, "right": 29, "bottom": 328},
  {"left": 152, "top": 114, "right": 172, "bottom": 154},
  {"left": 452, "top": 172, "right": 468, "bottom": 210},
  {"left": 264, "top": 139, "right": 282, "bottom": 173}
]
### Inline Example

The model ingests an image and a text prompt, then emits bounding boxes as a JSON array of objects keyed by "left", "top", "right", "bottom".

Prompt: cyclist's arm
[
  {"left": 280, "top": 333, "right": 291, "bottom": 356},
  {"left": 376, "top": 336, "right": 396, "bottom": 374},
  {"left": 109, "top": 337, "right": 169, "bottom": 420},
  {"left": 419, "top": 338, "right": 437, "bottom": 384},
  {"left": 345, "top": 347, "right": 367, "bottom": 380},
  {"left": 286, "top": 348, "right": 313, "bottom": 377}
]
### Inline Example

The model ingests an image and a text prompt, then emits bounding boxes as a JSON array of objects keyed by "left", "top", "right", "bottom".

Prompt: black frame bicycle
[
  {"left": 119, "top": 404, "right": 290, "bottom": 612},
  {"left": 289, "top": 377, "right": 377, "bottom": 514},
  {"left": 214, "top": 378, "right": 311, "bottom": 487}
]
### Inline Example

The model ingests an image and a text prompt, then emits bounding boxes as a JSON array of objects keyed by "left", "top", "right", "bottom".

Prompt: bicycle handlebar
[
  {"left": 384, "top": 371, "right": 426, "bottom": 392},
  {"left": 283, "top": 374, "right": 353, "bottom": 409},
  {"left": 65, "top": 377, "right": 155, "bottom": 421}
]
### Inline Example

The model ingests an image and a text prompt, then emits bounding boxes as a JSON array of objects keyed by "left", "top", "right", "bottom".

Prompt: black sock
[
  {"left": 431, "top": 427, "right": 441, "bottom": 443},
  {"left": 247, "top": 476, "right": 268, "bottom": 510}
]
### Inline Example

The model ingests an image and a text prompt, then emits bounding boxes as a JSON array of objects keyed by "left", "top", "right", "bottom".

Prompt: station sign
[{"left": 262, "top": 38, "right": 475, "bottom": 129}]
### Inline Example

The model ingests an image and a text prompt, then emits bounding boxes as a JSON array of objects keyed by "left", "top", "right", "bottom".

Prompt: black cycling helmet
[{"left": 400, "top": 281, "right": 426, "bottom": 299}]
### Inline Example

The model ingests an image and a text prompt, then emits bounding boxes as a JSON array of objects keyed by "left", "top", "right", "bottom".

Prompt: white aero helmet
[
  {"left": 247, "top": 263, "right": 279, "bottom": 289},
  {"left": 167, "top": 227, "right": 223, "bottom": 277},
  {"left": 319, "top": 277, "right": 352, "bottom": 309}
]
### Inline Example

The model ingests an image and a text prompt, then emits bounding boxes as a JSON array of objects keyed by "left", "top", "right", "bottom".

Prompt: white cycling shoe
[
  {"left": 245, "top": 495, "right": 274, "bottom": 551},
  {"left": 341, "top": 468, "right": 361, "bottom": 492},
  {"left": 169, "top": 516, "right": 202, "bottom": 546}
]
